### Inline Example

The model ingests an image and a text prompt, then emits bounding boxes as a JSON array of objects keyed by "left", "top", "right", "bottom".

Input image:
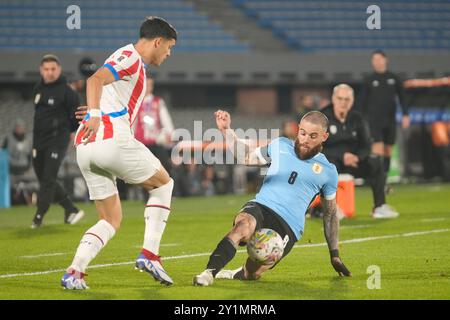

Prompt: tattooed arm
[
  {"left": 322, "top": 198, "right": 352, "bottom": 277},
  {"left": 322, "top": 198, "right": 340, "bottom": 252}
]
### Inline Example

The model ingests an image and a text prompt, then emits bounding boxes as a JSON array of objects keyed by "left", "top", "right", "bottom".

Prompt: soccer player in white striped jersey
[{"left": 61, "top": 17, "right": 177, "bottom": 290}]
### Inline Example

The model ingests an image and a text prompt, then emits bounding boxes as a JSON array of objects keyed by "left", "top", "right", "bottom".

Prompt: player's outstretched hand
[
  {"left": 215, "top": 109, "right": 231, "bottom": 132},
  {"left": 75, "top": 105, "right": 88, "bottom": 123},
  {"left": 331, "top": 257, "right": 352, "bottom": 277}
]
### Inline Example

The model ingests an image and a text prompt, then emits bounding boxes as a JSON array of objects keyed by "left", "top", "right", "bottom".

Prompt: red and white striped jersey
[{"left": 75, "top": 43, "right": 147, "bottom": 145}]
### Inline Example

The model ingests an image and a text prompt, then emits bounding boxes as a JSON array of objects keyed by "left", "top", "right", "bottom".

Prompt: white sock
[
  {"left": 69, "top": 219, "right": 116, "bottom": 273},
  {"left": 142, "top": 179, "right": 174, "bottom": 255}
]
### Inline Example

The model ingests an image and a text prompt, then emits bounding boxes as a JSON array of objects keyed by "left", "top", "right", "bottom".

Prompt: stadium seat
[
  {"left": 0, "top": 0, "right": 250, "bottom": 52},
  {"left": 232, "top": 0, "right": 450, "bottom": 52}
]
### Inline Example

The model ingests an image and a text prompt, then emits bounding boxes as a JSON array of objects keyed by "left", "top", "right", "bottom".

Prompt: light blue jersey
[{"left": 253, "top": 137, "right": 338, "bottom": 240}]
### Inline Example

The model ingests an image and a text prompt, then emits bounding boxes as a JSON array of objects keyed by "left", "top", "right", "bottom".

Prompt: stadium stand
[
  {"left": 187, "top": 0, "right": 289, "bottom": 52},
  {"left": 0, "top": 0, "right": 250, "bottom": 52},
  {"left": 0, "top": 92, "right": 33, "bottom": 138},
  {"left": 1, "top": 0, "right": 449, "bottom": 85},
  {"left": 233, "top": 0, "right": 450, "bottom": 51}
]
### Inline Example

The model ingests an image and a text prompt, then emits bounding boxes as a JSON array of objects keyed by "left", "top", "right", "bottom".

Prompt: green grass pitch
[{"left": 0, "top": 184, "right": 449, "bottom": 300}]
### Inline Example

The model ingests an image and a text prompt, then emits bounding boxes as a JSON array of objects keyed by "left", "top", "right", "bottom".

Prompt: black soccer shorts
[
  {"left": 237, "top": 201, "right": 297, "bottom": 261},
  {"left": 368, "top": 120, "right": 397, "bottom": 145}
]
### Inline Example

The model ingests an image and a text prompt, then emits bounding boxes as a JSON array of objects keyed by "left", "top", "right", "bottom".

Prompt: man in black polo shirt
[
  {"left": 322, "top": 84, "right": 399, "bottom": 218},
  {"left": 359, "top": 50, "right": 410, "bottom": 189},
  {"left": 30, "top": 54, "right": 84, "bottom": 228}
]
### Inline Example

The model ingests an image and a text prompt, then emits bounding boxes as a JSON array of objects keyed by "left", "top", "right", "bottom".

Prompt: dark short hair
[
  {"left": 372, "top": 49, "right": 387, "bottom": 57},
  {"left": 140, "top": 16, "right": 177, "bottom": 41},
  {"left": 300, "top": 111, "right": 329, "bottom": 131},
  {"left": 40, "top": 54, "right": 60, "bottom": 65}
]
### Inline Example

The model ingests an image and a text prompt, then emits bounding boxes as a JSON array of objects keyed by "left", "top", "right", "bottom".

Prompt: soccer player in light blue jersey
[{"left": 193, "top": 110, "right": 351, "bottom": 286}]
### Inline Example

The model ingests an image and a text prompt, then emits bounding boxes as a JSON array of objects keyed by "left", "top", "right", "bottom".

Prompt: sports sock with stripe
[
  {"left": 69, "top": 219, "right": 116, "bottom": 273},
  {"left": 142, "top": 179, "right": 174, "bottom": 255}
]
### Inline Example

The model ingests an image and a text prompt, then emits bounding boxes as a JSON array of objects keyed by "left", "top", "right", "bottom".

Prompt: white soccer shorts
[{"left": 76, "top": 132, "right": 162, "bottom": 200}]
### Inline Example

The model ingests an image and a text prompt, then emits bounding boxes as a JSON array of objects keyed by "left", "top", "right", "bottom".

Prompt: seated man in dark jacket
[{"left": 322, "top": 84, "right": 398, "bottom": 218}]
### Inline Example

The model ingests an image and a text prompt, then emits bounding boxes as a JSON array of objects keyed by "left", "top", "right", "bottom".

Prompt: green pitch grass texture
[{"left": 0, "top": 184, "right": 449, "bottom": 300}]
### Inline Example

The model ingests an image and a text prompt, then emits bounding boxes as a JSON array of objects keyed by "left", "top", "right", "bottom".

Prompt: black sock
[
  {"left": 206, "top": 237, "right": 237, "bottom": 277},
  {"left": 35, "top": 200, "right": 50, "bottom": 220},
  {"left": 34, "top": 210, "right": 45, "bottom": 221},
  {"left": 383, "top": 157, "right": 391, "bottom": 175}
]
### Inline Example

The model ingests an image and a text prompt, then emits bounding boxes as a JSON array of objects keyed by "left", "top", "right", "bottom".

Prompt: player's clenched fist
[{"left": 215, "top": 109, "right": 231, "bottom": 132}]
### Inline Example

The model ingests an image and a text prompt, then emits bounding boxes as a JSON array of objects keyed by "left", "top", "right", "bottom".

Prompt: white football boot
[
  {"left": 193, "top": 269, "right": 214, "bottom": 286},
  {"left": 135, "top": 251, "right": 174, "bottom": 286},
  {"left": 372, "top": 204, "right": 399, "bottom": 219},
  {"left": 215, "top": 267, "right": 244, "bottom": 280},
  {"left": 61, "top": 268, "right": 89, "bottom": 290}
]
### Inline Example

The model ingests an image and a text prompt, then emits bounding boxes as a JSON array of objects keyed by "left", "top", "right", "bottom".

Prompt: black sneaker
[
  {"left": 31, "top": 214, "right": 43, "bottom": 229},
  {"left": 65, "top": 210, "right": 85, "bottom": 225}
]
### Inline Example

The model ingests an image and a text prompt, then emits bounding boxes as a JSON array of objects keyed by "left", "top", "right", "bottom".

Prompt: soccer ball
[{"left": 247, "top": 228, "right": 285, "bottom": 265}]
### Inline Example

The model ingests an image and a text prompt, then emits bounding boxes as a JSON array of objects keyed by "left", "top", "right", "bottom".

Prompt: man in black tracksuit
[
  {"left": 322, "top": 84, "right": 399, "bottom": 218},
  {"left": 31, "top": 54, "right": 84, "bottom": 228},
  {"left": 358, "top": 50, "right": 410, "bottom": 186}
]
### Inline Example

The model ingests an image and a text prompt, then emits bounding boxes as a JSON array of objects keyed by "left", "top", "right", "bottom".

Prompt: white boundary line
[
  {"left": 22, "top": 244, "right": 183, "bottom": 259},
  {"left": 0, "top": 228, "right": 448, "bottom": 279},
  {"left": 420, "top": 218, "right": 447, "bottom": 222},
  {"left": 20, "top": 253, "right": 68, "bottom": 259}
]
